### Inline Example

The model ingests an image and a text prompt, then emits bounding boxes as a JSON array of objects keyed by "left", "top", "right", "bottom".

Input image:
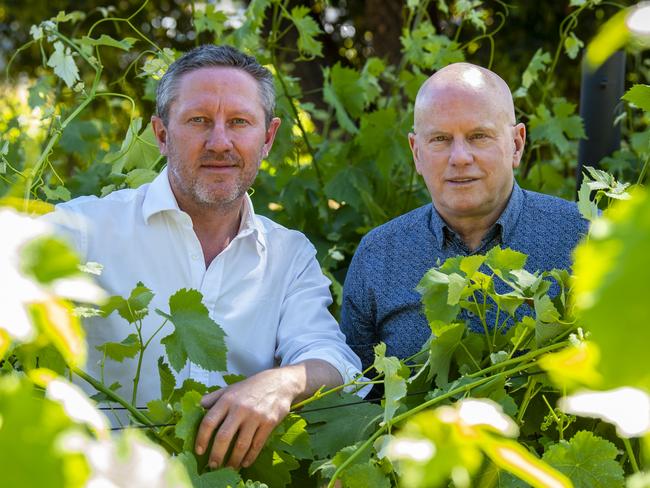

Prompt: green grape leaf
[
  {"left": 514, "top": 49, "right": 551, "bottom": 98},
  {"left": 401, "top": 22, "right": 464, "bottom": 70},
  {"left": 542, "top": 431, "right": 624, "bottom": 488},
  {"left": 107, "top": 119, "right": 161, "bottom": 173},
  {"left": 427, "top": 322, "right": 465, "bottom": 387},
  {"left": 146, "top": 399, "right": 173, "bottom": 424},
  {"left": 529, "top": 97, "right": 586, "bottom": 153},
  {"left": 454, "top": 0, "right": 487, "bottom": 32},
  {"left": 356, "top": 108, "right": 408, "bottom": 178},
  {"left": 564, "top": 32, "right": 584, "bottom": 60},
  {"left": 302, "top": 392, "right": 383, "bottom": 458},
  {"left": 125, "top": 168, "right": 157, "bottom": 188},
  {"left": 178, "top": 452, "right": 242, "bottom": 488},
  {"left": 102, "top": 282, "right": 154, "bottom": 324},
  {"left": 241, "top": 445, "right": 299, "bottom": 488},
  {"left": 42, "top": 185, "right": 71, "bottom": 202},
  {"left": 80, "top": 35, "right": 137, "bottom": 51},
  {"left": 534, "top": 295, "right": 560, "bottom": 323},
  {"left": 286, "top": 6, "right": 323, "bottom": 58},
  {"left": 343, "top": 462, "right": 391, "bottom": 487},
  {"left": 268, "top": 413, "right": 313, "bottom": 460},
  {"left": 20, "top": 236, "right": 80, "bottom": 284},
  {"left": 175, "top": 390, "right": 204, "bottom": 452},
  {"left": 573, "top": 189, "right": 650, "bottom": 390},
  {"left": 622, "top": 84, "right": 650, "bottom": 113},
  {"left": 158, "top": 357, "right": 176, "bottom": 401},
  {"left": 53, "top": 10, "right": 86, "bottom": 23},
  {"left": 193, "top": 4, "right": 228, "bottom": 36},
  {"left": 46, "top": 41, "right": 80, "bottom": 88},
  {"left": 0, "top": 376, "right": 82, "bottom": 488},
  {"left": 485, "top": 247, "right": 528, "bottom": 281},
  {"left": 578, "top": 180, "right": 599, "bottom": 221},
  {"left": 324, "top": 166, "right": 371, "bottom": 211},
  {"left": 169, "top": 379, "right": 209, "bottom": 405},
  {"left": 95, "top": 333, "right": 140, "bottom": 362},
  {"left": 373, "top": 343, "right": 409, "bottom": 424},
  {"left": 158, "top": 289, "right": 227, "bottom": 373},
  {"left": 417, "top": 269, "right": 461, "bottom": 326},
  {"left": 323, "top": 68, "right": 358, "bottom": 133},
  {"left": 312, "top": 443, "right": 372, "bottom": 479}
]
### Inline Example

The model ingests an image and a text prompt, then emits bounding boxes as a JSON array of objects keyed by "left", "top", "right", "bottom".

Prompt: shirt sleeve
[
  {"left": 40, "top": 204, "right": 90, "bottom": 262},
  {"left": 275, "top": 242, "right": 362, "bottom": 385},
  {"left": 340, "top": 237, "right": 379, "bottom": 371}
]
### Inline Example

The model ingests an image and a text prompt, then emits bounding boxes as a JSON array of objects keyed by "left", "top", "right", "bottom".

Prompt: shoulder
[
  {"left": 56, "top": 185, "right": 146, "bottom": 218},
  {"left": 360, "top": 204, "right": 432, "bottom": 251},
  {"left": 520, "top": 189, "right": 588, "bottom": 232},
  {"left": 254, "top": 213, "right": 316, "bottom": 255}
]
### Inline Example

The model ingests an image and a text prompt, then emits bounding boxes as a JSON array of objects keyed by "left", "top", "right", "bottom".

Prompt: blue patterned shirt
[{"left": 341, "top": 183, "right": 589, "bottom": 370}]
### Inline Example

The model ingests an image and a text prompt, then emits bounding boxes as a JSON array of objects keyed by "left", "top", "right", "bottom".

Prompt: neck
[
  {"left": 439, "top": 205, "right": 506, "bottom": 252},
  {"left": 446, "top": 216, "right": 495, "bottom": 251},
  {"left": 180, "top": 196, "right": 245, "bottom": 267}
]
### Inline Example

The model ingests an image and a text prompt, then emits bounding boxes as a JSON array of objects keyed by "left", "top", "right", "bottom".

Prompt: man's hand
[{"left": 195, "top": 359, "right": 342, "bottom": 469}]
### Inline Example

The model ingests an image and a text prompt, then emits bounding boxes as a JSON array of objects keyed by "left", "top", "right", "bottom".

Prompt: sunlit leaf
[
  {"left": 542, "top": 431, "right": 624, "bottom": 488},
  {"left": 46, "top": 41, "right": 80, "bottom": 88},
  {"left": 622, "top": 84, "right": 650, "bottom": 113},
  {"left": 158, "top": 289, "right": 227, "bottom": 373}
]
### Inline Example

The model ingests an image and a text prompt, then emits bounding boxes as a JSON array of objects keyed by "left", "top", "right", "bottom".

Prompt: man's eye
[
  {"left": 231, "top": 118, "right": 249, "bottom": 126},
  {"left": 431, "top": 135, "right": 449, "bottom": 142},
  {"left": 189, "top": 116, "right": 207, "bottom": 123},
  {"left": 470, "top": 133, "right": 488, "bottom": 140}
]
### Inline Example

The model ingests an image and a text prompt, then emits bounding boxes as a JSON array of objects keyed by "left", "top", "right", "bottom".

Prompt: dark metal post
[{"left": 576, "top": 51, "right": 626, "bottom": 190}]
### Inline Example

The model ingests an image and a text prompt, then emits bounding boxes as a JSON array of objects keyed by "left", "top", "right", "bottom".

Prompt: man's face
[
  {"left": 408, "top": 84, "right": 525, "bottom": 224},
  {"left": 152, "top": 67, "right": 280, "bottom": 211}
]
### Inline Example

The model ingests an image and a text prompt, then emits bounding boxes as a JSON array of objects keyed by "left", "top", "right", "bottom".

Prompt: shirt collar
[
  {"left": 142, "top": 167, "right": 267, "bottom": 250},
  {"left": 428, "top": 181, "right": 524, "bottom": 248}
]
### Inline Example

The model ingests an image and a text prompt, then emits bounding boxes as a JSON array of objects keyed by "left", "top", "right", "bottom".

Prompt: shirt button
[
  {"left": 191, "top": 254, "right": 199, "bottom": 261},
  {"left": 467, "top": 311, "right": 475, "bottom": 317}
]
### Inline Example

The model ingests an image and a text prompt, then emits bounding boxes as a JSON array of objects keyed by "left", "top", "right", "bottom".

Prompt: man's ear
[
  {"left": 262, "top": 117, "right": 281, "bottom": 158},
  {"left": 408, "top": 132, "right": 423, "bottom": 175},
  {"left": 151, "top": 115, "right": 168, "bottom": 156},
  {"left": 512, "top": 122, "right": 526, "bottom": 169}
]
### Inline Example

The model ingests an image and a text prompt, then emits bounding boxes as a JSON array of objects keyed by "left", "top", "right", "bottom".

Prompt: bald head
[{"left": 414, "top": 63, "right": 516, "bottom": 132}]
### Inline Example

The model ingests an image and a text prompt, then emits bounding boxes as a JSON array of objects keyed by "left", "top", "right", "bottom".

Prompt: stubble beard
[{"left": 167, "top": 140, "right": 261, "bottom": 213}]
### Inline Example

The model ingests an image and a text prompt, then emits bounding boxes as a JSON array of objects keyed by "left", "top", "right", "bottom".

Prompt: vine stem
[
  {"left": 72, "top": 367, "right": 180, "bottom": 454},
  {"left": 622, "top": 438, "right": 640, "bottom": 473},
  {"left": 327, "top": 361, "right": 534, "bottom": 488}
]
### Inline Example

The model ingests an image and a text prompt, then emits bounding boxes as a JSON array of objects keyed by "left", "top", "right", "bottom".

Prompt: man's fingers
[
  {"left": 225, "top": 423, "right": 257, "bottom": 469},
  {"left": 208, "top": 417, "right": 240, "bottom": 469},
  {"left": 241, "top": 422, "right": 275, "bottom": 468},
  {"left": 195, "top": 404, "right": 227, "bottom": 456},
  {"left": 200, "top": 388, "right": 224, "bottom": 408}
]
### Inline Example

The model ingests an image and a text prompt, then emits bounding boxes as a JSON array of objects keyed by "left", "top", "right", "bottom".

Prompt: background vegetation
[{"left": 1, "top": 1, "right": 650, "bottom": 487}]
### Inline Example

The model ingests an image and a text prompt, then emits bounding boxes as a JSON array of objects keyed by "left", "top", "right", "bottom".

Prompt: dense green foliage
[{"left": 2, "top": 1, "right": 650, "bottom": 487}]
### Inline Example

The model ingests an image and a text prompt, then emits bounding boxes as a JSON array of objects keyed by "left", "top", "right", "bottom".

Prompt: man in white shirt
[{"left": 49, "top": 45, "right": 361, "bottom": 470}]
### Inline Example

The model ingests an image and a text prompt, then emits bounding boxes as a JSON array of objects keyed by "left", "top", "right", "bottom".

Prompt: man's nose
[
  {"left": 205, "top": 122, "right": 233, "bottom": 152},
  {"left": 449, "top": 138, "right": 473, "bottom": 166}
]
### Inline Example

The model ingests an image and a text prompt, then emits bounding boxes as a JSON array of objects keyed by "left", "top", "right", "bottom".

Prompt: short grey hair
[{"left": 155, "top": 44, "right": 275, "bottom": 127}]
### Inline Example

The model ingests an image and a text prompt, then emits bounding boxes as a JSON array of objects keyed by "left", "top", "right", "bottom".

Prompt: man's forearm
[{"left": 289, "top": 358, "right": 344, "bottom": 404}]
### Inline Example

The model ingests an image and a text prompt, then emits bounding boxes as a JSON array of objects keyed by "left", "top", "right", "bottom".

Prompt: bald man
[{"left": 341, "top": 63, "right": 589, "bottom": 369}]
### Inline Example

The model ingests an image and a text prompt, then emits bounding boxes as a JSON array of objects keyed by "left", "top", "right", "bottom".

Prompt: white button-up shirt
[{"left": 47, "top": 169, "right": 361, "bottom": 405}]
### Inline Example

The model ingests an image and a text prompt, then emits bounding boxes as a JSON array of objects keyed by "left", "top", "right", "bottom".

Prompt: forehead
[
  {"left": 415, "top": 84, "right": 508, "bottom": 132},
  {"left": 172, "top": 66, "right": 264, "bottom": 113}
]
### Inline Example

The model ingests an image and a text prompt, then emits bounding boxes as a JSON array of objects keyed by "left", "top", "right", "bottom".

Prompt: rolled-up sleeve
[{"left": 275, "top": 244, "right": 362, "bottom": 384}]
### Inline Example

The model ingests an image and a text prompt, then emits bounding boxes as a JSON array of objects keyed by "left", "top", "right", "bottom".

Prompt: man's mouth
[{"left": 447, "top": 177, "right": 479, "bottom": 184}]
